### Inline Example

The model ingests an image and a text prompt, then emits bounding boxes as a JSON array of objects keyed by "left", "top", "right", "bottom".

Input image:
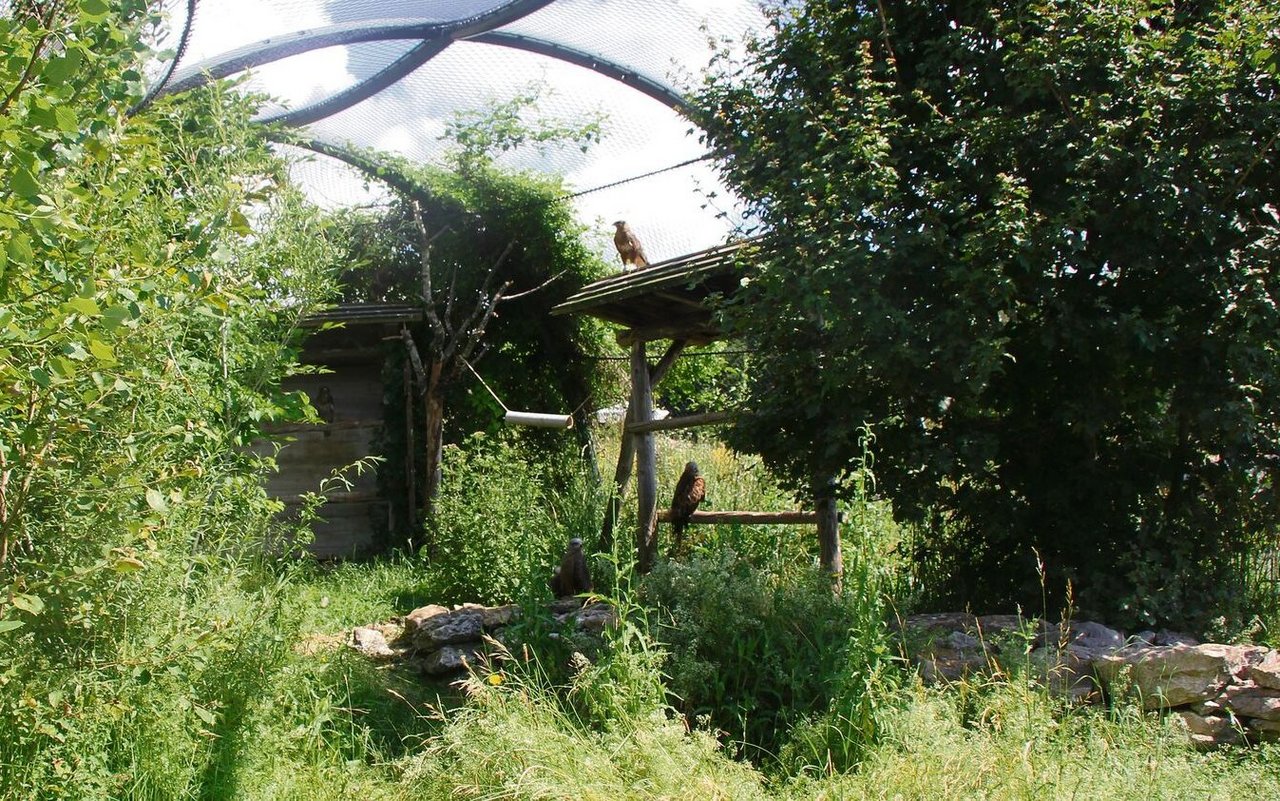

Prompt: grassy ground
[
  {"left": 8, "top": 429, "right": 1278, "bottom": 799},
  {"left": 221, "top": 559, "right": 1280, "bottom": 800}
]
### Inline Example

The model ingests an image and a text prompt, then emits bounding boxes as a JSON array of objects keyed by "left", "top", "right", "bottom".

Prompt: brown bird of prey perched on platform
[
  {"left": 613, "top": 220, "right": 649, "bottom": 270},
  {"left": 669, "top": 461, "right": 706, "bottom": 556}
]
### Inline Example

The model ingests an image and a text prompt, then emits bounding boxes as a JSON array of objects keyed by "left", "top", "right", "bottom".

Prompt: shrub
[
  {"left": 642, "top": 550, "right": 890, "bottom": 764},
  {"left": 423, "top": 432, "right": 604, "bottom": 606}
]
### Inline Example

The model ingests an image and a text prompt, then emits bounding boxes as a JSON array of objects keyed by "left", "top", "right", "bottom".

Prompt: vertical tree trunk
[
  {"left": 422, "top": 360, "right": 446, "bottom": 519},
  {"left": 632, "top": 342, "right": 659, "bottom": 573}
]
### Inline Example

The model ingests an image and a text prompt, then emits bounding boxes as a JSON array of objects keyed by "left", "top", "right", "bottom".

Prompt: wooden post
[
  {"left": 599, "top": 339, "right": 686, "bottom": 553},
  {"left": 816, "top": 477, "right": 842, "bottom": 592},
  {"left": 632, "top": 341, "right": 659, "bottom": 573}
]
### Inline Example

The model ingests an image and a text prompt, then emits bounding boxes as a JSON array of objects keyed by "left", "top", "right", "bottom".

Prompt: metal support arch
[{"left": 156, "top": 0, "right": 557, "bottom": 98}]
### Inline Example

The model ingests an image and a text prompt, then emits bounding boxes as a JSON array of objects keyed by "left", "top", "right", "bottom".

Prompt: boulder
[
  {"left": 575, "top": 602, "right": 617, "bottom": 633},
  {"left": 419, "top": 644, "right": 484, "bottom": 676},
  {"left": 412, "top": 608, "right": 486, "bottom": 652},
  {"left": 403, "top": 604, "right": 450, "bottom": 635},
  {"left": 349, "top": 626, "right": 397, "bottom": 660},
  {"left": 1220, "top": 684, "right": 1280, "bottom": 721},
  {"left": 1176, "top": 710, "right": 1233, "bottom": 737},
  {"left": 1248, "top": 650, "right": 1280, "bottom": 691},
  {"left": 1096, "top": 644, "right": 1265, "bottom": 710}
]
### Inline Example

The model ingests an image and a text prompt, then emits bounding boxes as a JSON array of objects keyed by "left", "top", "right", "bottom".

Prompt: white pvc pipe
[{"left": 503, "top": 410, "right": 574, "bottom": 429}]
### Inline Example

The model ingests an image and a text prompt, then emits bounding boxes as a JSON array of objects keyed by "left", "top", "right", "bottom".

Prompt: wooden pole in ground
[
  {"left": 599, "top": 339, "right": 686, "bottom": 553},
  {"left": 632, "top": 341, "right": 659, "bottom": 573},
  {"left": 816, "top": 477, "right": 842, "bottom": 592}
]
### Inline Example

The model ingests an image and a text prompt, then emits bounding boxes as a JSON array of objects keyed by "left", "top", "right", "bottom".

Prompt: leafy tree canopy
[{"left": 696, "top": 0, "right": 1280, "bottom": 626}]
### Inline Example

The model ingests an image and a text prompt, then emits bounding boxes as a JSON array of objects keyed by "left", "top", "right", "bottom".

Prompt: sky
[{"left": 161, "top": 0, "right": 767, "bottom": 262}]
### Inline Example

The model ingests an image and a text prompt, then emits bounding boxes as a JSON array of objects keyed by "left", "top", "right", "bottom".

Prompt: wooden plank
[
  {"left": 627, "top": 411, "right": 734, "bottom": 434},
  {"left": 633, "top": 342, "right": 659, "bottom": 573},
  {"left": 657, "top": 510, "right": 821, "bottom": 524}
]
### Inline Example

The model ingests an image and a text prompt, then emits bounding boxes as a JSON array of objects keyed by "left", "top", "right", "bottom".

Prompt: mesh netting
[{"left": 145, "top": 0, "right": 766, "bottom": 256}]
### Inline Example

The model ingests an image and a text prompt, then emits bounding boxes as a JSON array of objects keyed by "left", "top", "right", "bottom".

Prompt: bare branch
[
  {"left": 411, "top": 202, "right": 446, "bottom": 342},
  {"left": 499, "top": 270, "right": 567, "bottom": 302}
]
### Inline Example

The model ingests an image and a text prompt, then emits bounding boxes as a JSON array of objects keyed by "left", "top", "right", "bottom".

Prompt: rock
[
  {"left": 1067, "top": 621, "right": 1124, "bottom": 650},
  {"left": 1220, "top": 684, "right": 1280, "bottom": 721},
  {"left": 1248, "top": 650, "right": 1280, "bottom": 691},
  {"left": 1176, "top": 710, "right": 1233, "bottom": 737},
  {"left": 1248, "top": 717, "right": 1280, "bottom": 733},
  {"left": 1027, "top": 645, "right": 1101, "bottom": 703},
  {"left": 419, "top": 644, "right": 484, "bottom": 676},
  {"left": 947, "top": 631, "right": 980, "bottom": 650},
  {"left": 574, "top": 602, "right": 617, "bottom": 633},
  {"left": 1096, "top": 643, "right": 1265, "bottom": 710},
  {"left": 403, "top": 604, "right": 450, "bottom": 635},
  {"left": 412, "top": 608, "right": 485, "bottom": 651},
  {"left": 1132, "top": 630, "right": 1198, "bottom": 647},
  {"left": 349, "top": 626, "right": 396, "bottom": 660}
]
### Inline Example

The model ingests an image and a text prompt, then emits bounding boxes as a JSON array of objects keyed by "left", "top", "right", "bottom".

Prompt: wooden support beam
[
  {"left": 633, "top": 341, "right": 659, "bottom": 573},
  {"left": 657, "top": 510, "right": 822, "bottom": 525},
  {"left": 627, "top": 411, "right": 734, "bottom": 434},
  {"left": 650, "top": 339, "right": 687, "bottom": 386},
  {"left": 816, "top": 477, "right": 843, "bottom": 592},
  {"left": 616, "top": 326, "right": 719, "bottom": 347},
  {"left": 599, "top": 340, "right": 685, "bottom": 552}
]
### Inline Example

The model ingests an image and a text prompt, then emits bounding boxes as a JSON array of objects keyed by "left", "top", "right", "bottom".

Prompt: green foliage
[
  {"left": 653, "top": 344, "right": 750, "bottom": 418},
  {"left": 423, "top": 432, "right": 605, "bottom": 606},
  {"left": 0, "top": 3, "right": 343, "bottom": 797},
  {"left": 331, "top": 113, "right": 618, "bottom": 539},
  {"left": 697, "top": 0, "right": 1280, "bottom": 629},
  {"left": 641, "top": 548, "right": 898, "bottom": 766}
]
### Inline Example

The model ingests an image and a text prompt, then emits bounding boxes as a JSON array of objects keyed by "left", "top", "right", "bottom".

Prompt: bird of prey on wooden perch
[
  {"left": 669, "top": 461, "right": 706, "bottom": 556},
  {"left": 613, "top": 220, "right": 649, "bottom": 270}
]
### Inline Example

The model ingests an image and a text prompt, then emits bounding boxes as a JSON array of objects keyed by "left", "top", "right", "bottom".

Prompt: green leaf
[
  {"left": 193, "top": 704, "right": 217, "bottom": 726},
  {"left": 0, "top": 620, "right": 25, "bottom": 634},
  {"left": 80, "top": 0, "right": 109, "bottom": 17},
  {"left": 7, "top": 233, "right": 32, "bottom": 265},
  {"left": 54, "top": 106, "right": 78, "bottom": 134},
  {"left": 89, "top": 337, "right": 115, "bottom": 364},
  {"left": 11, "top": 593, "right": 44, "bottom": 616},
  {"left": 113, "top": 556, "right": 146, "bottom": 573},
  {"left": 11, "top": 167, "right": 38, "bottom": 198},
  {"left": 101, "top": 305, "right": 131, "bottom": 330},
  {"left": 144, "top": 488, "right": 167, "bottom": 512},
  {"left": 66, "top": 297, "right": 100, "bottom": 316}
]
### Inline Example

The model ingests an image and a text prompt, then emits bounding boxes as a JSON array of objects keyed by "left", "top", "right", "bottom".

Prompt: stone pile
[
  {"left": 902, "top": 613, "right": 1280, "bottom": 748},
  {"left": 347, "top": 597, "right": 616, "bottom": 677}
]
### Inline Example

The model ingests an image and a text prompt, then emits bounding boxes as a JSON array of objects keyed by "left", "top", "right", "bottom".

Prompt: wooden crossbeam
[
  {"left": 626, "top": 411, "right": 734, "bottom": 434},
  {"left": 656, "top": 510, "right": 820, "bottom": 525}
]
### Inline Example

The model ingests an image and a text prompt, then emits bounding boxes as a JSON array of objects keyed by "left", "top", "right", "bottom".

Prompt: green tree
[
  {"left": 697, "top": 0, "right": 1280, "bottom": 627},
  {"left": 0, "top": 2, "right": 342, "bottom": 794},
  {"left": 330, "top": 120, "right": 614, "bottom": 528}
]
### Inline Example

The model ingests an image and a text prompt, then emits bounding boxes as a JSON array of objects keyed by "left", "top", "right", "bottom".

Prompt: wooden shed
[{"left": 260, "top": 303, "right": 421, "bottom": 558}]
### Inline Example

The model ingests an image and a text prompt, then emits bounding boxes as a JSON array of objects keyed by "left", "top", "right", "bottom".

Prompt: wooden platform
[{"left": 551, "top": 239, "right": 756, "bottom": 344}]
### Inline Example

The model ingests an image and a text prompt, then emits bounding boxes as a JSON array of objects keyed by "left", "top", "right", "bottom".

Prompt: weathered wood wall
[{"left": 259, "top": 325, "right": 392, "bottom": 558}]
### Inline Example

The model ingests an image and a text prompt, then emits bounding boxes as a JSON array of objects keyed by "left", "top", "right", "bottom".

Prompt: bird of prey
[
  {"left": 669, "top": 461, "right": 706, "bottom": 556},
  {"left": 550, "top": 537, "right": 592, "bottom": 597},
  {"left": 613, "top": 220, "right": 649, "bottom": 270}
]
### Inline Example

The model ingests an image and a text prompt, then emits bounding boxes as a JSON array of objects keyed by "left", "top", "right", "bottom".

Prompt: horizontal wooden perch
[
  {"left": 626, "top": 411, "right": 735, "bottom": 434},
  {"left": 655, "top": 510, "right": 821, "bottom": 525}
]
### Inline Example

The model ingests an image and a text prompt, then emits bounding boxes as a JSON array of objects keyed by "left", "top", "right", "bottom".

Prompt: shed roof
[
  {"left": 300, "top": 302, "right": 425, "bottom": 327},
  {"left": 551, "top": 238, "right": 754, "bottom": 344}
]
